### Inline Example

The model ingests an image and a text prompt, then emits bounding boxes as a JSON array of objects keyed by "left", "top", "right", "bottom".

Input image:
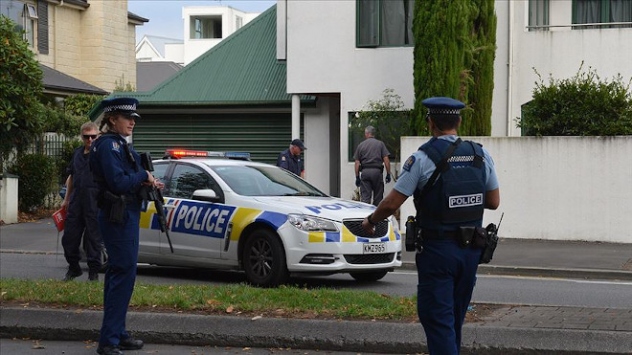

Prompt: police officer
[
  {"left": 90, "top": 97, "right": 161, "bottom": 355},
  {"left": 353, "top": 125, "right": 392, "bottom": 206},
  {"left": 277, "top": 138, "right": 306, "bottom": 177},
  {"left": 61, "top": 122, "right": 103, "bottom": 281},
  {"left": 361, "top": 97, "right": 500, "bottom": 355}
]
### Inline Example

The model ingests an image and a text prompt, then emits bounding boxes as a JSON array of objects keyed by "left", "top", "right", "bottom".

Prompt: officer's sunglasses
[{"left": 82, "top": 134, "right": 97, "bottom": 140}]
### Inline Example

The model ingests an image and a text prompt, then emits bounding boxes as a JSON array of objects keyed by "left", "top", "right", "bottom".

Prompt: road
[{"left": 2, "top": 252, "right": 631, "bottom": 309}]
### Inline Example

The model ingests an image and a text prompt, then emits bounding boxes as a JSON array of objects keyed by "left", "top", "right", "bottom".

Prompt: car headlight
[{"left": 287, "top": 214, "right": 339, "bottom": 232}]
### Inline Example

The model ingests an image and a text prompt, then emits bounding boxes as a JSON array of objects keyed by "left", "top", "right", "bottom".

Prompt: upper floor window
[
  {"left": 1, "top": 0, "right": 37, "bottom": 45},
  {"left": 573, "top": 0, "right": 632, "bottom": 28},
  {"left": 357, "top": 0, "right": 414, "bottom": 47},
  {"left": 529, "top": 0, "right": 549, "bottom": 31},
  {"left": 190, "top": 15, "right": 222, "bottom": 39},
  {"left": 236, "top": 16, "right": 243, "bottom": 30}
]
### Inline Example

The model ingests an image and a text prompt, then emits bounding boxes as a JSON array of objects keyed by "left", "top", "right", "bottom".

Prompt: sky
[{"left": 129, "top": 0, "right": 276, "bottom": 43}]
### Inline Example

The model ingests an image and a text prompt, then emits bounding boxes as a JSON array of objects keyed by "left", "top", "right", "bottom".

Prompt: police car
[{"left": 138, "top": 149, "right": 402, "bottom": 287}]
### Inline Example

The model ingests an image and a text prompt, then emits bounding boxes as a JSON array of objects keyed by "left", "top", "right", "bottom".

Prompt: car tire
[
  {"left": 242, "top": 229, "right": 289, "bottom": 287},
  {"left": 349, "top": 270, "right": 389, "bottom": 282}
]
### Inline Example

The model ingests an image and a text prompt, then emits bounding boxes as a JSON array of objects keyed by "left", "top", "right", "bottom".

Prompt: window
[
  {"left": 529, "top": 0, "right": 549, "bottom": 31},
  {"left": 357, "top": 0, "right": 414, "bottom": 47},
  {"left": 235, "top": 16, "right": 243, "bottom": 30},
  {"left": 0, "top": 0, "right": 37, "bottom": 46},
  {"left": 573, "top": 0, "right": 632, "bottom": 28},
  {"left": 190, "top": 15, "right": 222, "bottom": 39},
  {"left": 168, "top": 164, "right": 218, "bottom": 199}
]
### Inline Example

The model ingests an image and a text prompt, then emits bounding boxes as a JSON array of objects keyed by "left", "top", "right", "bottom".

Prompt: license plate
[{"left": 363, "top": 242, "right": 386, "bottom": 254}]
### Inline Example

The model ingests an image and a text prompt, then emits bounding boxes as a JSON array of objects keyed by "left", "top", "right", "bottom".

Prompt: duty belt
[{"left": 421, "top": 229, "right": 459, "bottom": 240}]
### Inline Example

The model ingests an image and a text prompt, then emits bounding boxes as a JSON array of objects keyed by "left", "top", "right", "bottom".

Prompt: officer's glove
[
  {"left": 355, "top": 176, "right": 361, "bottom": 187},
  {"left": 385, "top": 173, "right": 392, "bottom": 183}
]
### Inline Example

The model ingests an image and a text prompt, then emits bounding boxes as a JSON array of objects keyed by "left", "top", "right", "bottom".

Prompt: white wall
[
  {"left": 0, "top": 176, "right": 19, "bottom": 224},
  {"left": 395, "top": 136, "right": 632, "bottom": 244}
]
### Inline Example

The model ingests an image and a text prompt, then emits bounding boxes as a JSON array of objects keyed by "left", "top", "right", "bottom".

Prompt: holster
[
  {"left": 100, "top": 190, "right": 126, "bottom": 224},
  {"left": 458, "top": 226, "right": 488, "bottom": 249}
]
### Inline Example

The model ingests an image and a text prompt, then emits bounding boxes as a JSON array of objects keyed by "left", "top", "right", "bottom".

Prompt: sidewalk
[{"left": 1, "top": 220, "right": 632, "bottom": 354}]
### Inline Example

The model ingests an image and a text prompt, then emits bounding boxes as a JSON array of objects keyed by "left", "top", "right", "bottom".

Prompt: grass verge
[{"left": 0, "top": 278, "right": 422, "bottom": 322}]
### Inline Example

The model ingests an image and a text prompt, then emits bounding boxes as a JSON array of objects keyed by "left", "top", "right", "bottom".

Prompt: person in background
[
  {"left": 353, "top": 126, "right": 392, "bottom": 206},
  {"left": 90, "top": 97, "right": 162, "bottom": 355},
  {"left": 361, "top": 97, "right": 500, "bottom": 355},
  {"left": 277, "top": 138, "right": 306, "bottom": 178},
  {"left": 60, "top": 122, "right": 102, "bottom": 281}
]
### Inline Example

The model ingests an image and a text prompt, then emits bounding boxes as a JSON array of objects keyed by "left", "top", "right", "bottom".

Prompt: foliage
[
  {"left": 412, "top": 0, "right": 470, "bottom": 135},
  {"left": 352, "top": 89, "right": 413, "bottom": 166},
  {"left": 412, "top": 0, "right": 497, "bottom": 136},
  {"left": 518, "top": 65, "right": 632, "bottom": 136},
  {"left": 0, "top": 16, "right": 45, "bottom": 171},
  {"left": 463, "top": 0, "right": 496, "bottom": 135},
  {"left": 114, "top": 75, "right": 136, "bottom": 92},
  {"left": 7, "top": 153, "right": 58, "bottom": 211}
]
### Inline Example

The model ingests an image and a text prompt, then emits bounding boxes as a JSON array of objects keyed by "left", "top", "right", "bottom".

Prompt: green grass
[{"left": 0, "top": 279, "right": 418, "bottom": 322}]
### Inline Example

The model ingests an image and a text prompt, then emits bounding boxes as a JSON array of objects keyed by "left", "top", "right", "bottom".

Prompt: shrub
[
  {"left": 8, "top": 154, "right": 58, "bottom": 211},
  {"left": 519, "top": 64, "right": 632, "bottom": 136}
]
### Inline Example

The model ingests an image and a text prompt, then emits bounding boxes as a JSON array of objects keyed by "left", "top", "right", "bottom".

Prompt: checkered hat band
[
  {"left": 428, "top": 108, "right": 460, "bottom": 115},
  {"left": 104, "top": 104, "right": 136, "bottom": 112}
]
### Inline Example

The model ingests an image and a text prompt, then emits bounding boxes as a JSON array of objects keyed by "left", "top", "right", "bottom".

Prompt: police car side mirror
[{"left": 192, "top": 189, "right": 221, "bottom": 203}]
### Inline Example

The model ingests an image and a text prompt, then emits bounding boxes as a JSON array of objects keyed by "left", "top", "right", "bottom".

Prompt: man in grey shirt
[{"left": 353, "top": 126, "right": 392, "bottom": 206}]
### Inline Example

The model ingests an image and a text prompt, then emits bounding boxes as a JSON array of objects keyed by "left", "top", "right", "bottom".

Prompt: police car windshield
[{"left": 210, "top": 165, "right": 326, "bottom": 197}]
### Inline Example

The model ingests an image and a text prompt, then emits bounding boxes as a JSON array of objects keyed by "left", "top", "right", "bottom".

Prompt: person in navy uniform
[
  {"left": 353, "top": 125, "right": 392, "bottom": 206},
  {"left": 277, "top": 138, "right": 306, "bottom": 177},
  {"left": 361, "top": 97, "right": 500, "bottom": 355},
  {"left": 90, "top": 97, "right": 161, "bottom": 355},
  {"left": 60, "top": 122, "right": 103, "bottom": 282}
]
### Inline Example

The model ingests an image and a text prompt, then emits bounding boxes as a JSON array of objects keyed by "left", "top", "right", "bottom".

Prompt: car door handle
[{"left": 164, "top": 205, "right": 176, "bottom": 210}]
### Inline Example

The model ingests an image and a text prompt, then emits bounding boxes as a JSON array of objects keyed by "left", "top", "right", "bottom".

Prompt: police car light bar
[{"left": 164, "top": 149, "right": 251, "bottom": 160}]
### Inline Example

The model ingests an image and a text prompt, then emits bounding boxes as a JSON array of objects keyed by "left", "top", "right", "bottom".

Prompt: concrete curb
[{"left": 1, "top": 307, "right": 631, "bottom": 354}]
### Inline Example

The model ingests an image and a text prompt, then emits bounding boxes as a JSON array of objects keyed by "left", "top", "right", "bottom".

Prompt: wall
[
  {"left": 388, "top": 136, "right": 632, "bottom": 244},
  {"left": 0, "top": 176, "right": 19, "bottom": 225}
]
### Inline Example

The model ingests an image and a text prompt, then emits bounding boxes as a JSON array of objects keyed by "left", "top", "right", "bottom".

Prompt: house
[
  {"left": 1, "top": 0, "right": 146, "bottom": 95},
  {"left": 277, "top": 0, "right": 632, "bottom": 198},
  {"left": 135, "top": 5, "right": 261, "bottom": 66}
]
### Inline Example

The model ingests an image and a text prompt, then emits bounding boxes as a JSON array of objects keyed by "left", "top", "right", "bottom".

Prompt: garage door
[{"left": 132, "top": 112, "right": 301, "bottom": 164}]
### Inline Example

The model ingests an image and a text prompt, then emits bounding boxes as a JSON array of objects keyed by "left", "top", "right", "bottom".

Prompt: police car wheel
[
  {"left": 242, "top": 229, "right": 289, "bottom": 288},
  {"left": 349, "top": 270, "right": 388, "bottom": 282}
]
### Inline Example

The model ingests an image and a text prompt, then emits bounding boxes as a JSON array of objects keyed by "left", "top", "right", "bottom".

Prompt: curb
[{"left": 1, "top": 307, "right": 631, "bottom": 354}]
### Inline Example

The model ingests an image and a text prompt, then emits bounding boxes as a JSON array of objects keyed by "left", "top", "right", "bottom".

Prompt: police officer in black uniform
[
  {"left": 90, "top": 97, "right": 161, "bottom": 355},
  {"left": 61, "top": 122, "right": 103, "bottom": 281},
  {"left": 277, "top": 138, "right": 306, "bottom": 177},
  {"left": 361, "top": 97, "right": 500, "bottom": 355}
]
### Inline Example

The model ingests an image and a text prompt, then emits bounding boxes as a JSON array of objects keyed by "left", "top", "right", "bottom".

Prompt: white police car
[{"left": 138, "top": 149, "right": 402, "bottom": 287}]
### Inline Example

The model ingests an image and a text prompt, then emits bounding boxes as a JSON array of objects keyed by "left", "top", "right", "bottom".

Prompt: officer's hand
[
  {"left": 385, "top": 173, "right": 391, "bottom": 183},
  {"left": 355, "top": 176, "right": 361, "bottom": 187}
]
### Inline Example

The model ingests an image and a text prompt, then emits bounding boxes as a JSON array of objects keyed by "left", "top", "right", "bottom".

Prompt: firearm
[
  {"left": 140, "top": 152, "right": 174, "bottom": 253},
  {"left": 480, "top": 212, "right": 503, "bottom": 264}
]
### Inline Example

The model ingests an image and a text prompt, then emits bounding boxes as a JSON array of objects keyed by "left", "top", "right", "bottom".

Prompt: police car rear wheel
[
  {"left": 349, "top": 270, "right": 388, "bottom": 282},
  {"left": 242, "top": 229, "right": 289, "bottom": 287}
]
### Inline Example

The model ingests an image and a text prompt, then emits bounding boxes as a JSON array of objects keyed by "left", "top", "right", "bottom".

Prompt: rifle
[{"left": 140, "top": 152, "right": 174, "bottom": 253}]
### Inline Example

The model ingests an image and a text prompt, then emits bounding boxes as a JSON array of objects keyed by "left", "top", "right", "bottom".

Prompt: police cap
[
  {"left": 101, "top": 97, "right": 141, "bottom": 119},
  {"left": 422, "top": 97, "right": 465, "bottom": 116},
  {"left": 291, "top": 138, "right": 307, "bottom": 151}
]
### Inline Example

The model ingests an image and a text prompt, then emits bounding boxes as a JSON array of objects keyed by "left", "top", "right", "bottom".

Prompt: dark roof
[
  {"left": 117, "top": 4, "right": 313, "bottom": 106},
  {"left": 136, "top": 61, "right": 183, "bottom": 91},
  {"left": 128, "top": 11, "right": 149, "bottom": 23},
  {"left": 40, "top": 64, "right": 108, "bottom": 96}
]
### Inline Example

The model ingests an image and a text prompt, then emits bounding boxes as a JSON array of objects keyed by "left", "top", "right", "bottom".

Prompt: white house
[
  {"left": 277, "top": 0, "right": 632, "bottom": 200},
  {"left": 135, "top": 35, "right": 184, "bottom": 64}
]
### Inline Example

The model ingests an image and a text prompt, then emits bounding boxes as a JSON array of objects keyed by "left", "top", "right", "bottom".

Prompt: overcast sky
[{"left": 129, "top": 0, "right": 276, "bottom": 43}]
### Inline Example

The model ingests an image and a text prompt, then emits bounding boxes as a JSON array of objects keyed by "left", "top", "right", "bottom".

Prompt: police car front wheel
[{"left": 242, "top": 229, "right": 289, "bottom": 287}]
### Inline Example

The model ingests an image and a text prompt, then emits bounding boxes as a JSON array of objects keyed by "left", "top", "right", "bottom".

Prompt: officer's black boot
[{"left": 63, "top": 264, "right": 83, "bottom": 281}]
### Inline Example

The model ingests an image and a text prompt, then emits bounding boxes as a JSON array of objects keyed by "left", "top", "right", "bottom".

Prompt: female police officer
[
  {"left": 362, "top": 97, "right": 500, "bottom": 355},
  {"left": 90, "top": 97, "right": 161, "bottom": 355}
]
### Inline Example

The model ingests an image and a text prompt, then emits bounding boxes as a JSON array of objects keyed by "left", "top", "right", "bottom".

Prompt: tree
[
  {"left": 412, "top": 0, "right": 470, "bottom": 135},
  {"left": 519, "top": 65, "right": 632, "bottom": 136},
  {"left": 352, "top": 89, "right": 413, "bottom": 171},
  {"left": 463, "top": 0, "right": 496, "bottom": 135},
  {"left": 412, "top": 0, "right": 497, "bottom": 136},
  {"left": 0, "top": 15, "right": 45, "bottom": 171}
]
